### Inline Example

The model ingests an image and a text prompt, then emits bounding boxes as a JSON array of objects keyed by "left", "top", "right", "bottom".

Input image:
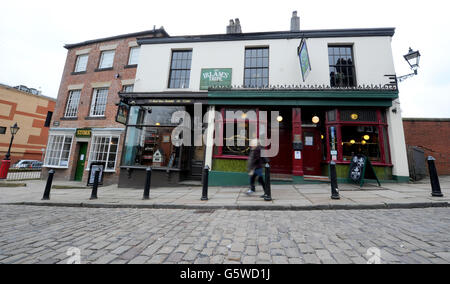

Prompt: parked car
[
  {"left": 12, "top": 160, "right": 41, "bottom": 169},
  {"left": 31, "top": 161, "right": 43, "bottom": 169}
]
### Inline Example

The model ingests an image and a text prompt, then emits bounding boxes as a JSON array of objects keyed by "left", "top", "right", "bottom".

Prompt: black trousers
[{"left": 250, "top": 168, "right": 266, "bottom": 191}]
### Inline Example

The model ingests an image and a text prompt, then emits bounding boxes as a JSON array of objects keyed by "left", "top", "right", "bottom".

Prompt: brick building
[
  {"left": 403, "top": 118, "right": 450, "bottom": 175},
  {"left": 0, "top": 83, "right": 55, "bottom": 164},
  {"left": 44, "top": 28, "right": 169, "bottom": 185}
]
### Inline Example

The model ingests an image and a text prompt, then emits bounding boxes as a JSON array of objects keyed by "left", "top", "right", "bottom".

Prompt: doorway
[
  {"left": 270, "top": 110, "right": 293, "bottom": 175},
  {"left": 74, "top": 142, "right": 88, "bottom": 181},
  {"left": 302, "top": 127, "right": 322, "bottom": 176}
]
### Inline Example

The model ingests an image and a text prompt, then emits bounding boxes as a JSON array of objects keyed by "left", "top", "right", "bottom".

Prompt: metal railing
[{"left": 6, "top": 168, "right": 42, "bottom": 181}]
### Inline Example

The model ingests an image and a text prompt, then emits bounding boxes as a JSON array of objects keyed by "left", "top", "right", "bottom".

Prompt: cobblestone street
[{"left": 0, "top": 205, "right": 449, "bottom": 264}]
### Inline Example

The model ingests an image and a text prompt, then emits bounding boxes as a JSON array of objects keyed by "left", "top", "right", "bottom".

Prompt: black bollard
[
  {"left": 42, "top": 169, "right": 55, "bottom": 200},
  {"left": 90, "top": 170, "right": 100, "bottom": 200},
  {"left": 264, "top": 163, "right": 272, "bottom": 201},
  {"left": 143, "top": 167, "right": 152, "bottom": 200},
  {"left": 427, "top": 156, "right": 443, "bottom": 197},
  {"left": 201, "top": 165, "right": 209, "bottom": 201},
  {"left": 330, "top": 161, "right": 340, "bottom": 200}
]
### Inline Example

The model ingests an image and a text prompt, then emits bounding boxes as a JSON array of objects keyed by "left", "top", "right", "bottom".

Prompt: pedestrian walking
[{"left": 247, "top": 139, "right": 266, "bottom": 195}]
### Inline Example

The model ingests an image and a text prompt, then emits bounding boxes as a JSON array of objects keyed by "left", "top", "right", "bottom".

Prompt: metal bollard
[
  {"left": 201, "top": 165, "right": 209, "bottom": 201},
  {"left": 427, "top": 156, "right": 443, "bottom": 197},
  {"left": 90, "top": 170, "right": 100, "bottom": 200},
  {"left": 42, "top": 169, "right": 55, "bottom": 200},
  {"left": 330, "top": 161, "right": 340, "bottom": 200},
  {"left": 143, "top": 167, "right": 152, "bottom": 200},
  {"left": 264, "top": 163, "right": 272, "bottom": 201}
]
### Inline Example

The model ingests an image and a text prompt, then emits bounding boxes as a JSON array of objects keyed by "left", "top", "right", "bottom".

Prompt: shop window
[
  {"left": 328, "top": 46, "right": 356, "bottom": 87},
  {"left": 88, "top": 136, "right": 119, "bottom": 171},
  {"left": 222, "top": 121, "right": 251, "bottom": 156},
  {"left": 44, "top": 135, "right": 73, "bottom": 167},
  {"left": 122, "top": 106, "right": 186, "bottom": 168},
  {"left": 341, "top": 126, "right": 380, "bottom": 162},
  {"left": 168, "top": 50, "right": 192, "bottom": 89},
  {"left": 244, "top": 47, "right": 269, "bottom": 88},
  {"left": 122, "top": 126, "right": 181, "bottom": 168}
]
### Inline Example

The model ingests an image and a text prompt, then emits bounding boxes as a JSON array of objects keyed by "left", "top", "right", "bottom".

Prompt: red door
[
  {"left": 302, "top": 128, "right": 322, "bottom": 176},
  {"left": 270, "top": 126, "right": 292, "bottom": 174}
]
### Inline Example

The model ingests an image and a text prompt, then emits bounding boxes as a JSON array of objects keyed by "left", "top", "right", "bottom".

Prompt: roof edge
[
  {"left": 64, "top": 28, "right": 169, "bottom": 49},
  {"left": 138, "top": 27, "right": 396, "bottom": 45}
]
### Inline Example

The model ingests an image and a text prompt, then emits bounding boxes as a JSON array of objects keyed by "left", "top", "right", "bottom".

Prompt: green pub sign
[{"left": 200, "top": 68, "right": 232, "bottom": 90}]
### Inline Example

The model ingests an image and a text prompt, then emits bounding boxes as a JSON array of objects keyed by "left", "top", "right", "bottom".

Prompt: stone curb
[{"left": 3, "top": 201, "right": 449, "bottom": 211}]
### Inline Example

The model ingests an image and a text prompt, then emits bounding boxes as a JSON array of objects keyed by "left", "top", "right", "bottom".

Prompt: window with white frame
[
  {"left": 44, "top": 135, "right": 73, "bottom": 167},
  {"left": 64, "top": 90, "right": 81, "bottom": 118},
  {"left": 90, "top": 88, "right": 108, "bottom": 117},
  {"left": 74, "top": 54, "right": 89, "bottom": 72},
  {"left": 88, "top": 135, "right": 119, "bottom": 171},
  {"left": 98, "top": 50, "right": 115, "bottom": 69},
  {"left": 128, "top": 47, "right": 140, "bottom": 65}
]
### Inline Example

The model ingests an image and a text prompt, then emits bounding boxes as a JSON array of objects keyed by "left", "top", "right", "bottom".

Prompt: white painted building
[{"left": 118, "top": 14, "right": 409, "bottom": 188}]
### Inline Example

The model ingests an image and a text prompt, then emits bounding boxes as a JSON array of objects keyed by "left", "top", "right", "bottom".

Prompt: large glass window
[
  {"left": 325, "top": 109, "right": 390, "bottom": 164},
  {"left": 244, "top": 47, "right": 269, "bottom": 88},
  {"left": 44, "top": 135, "right": 73, "bottom": 167},
  {"left": 341, "top": 125, "right": 380, "bottom": 162},
  {"left": 123, "top": 106, "right": 186, "bottom": 168},
  {"left": 168, "top": 50, "right": 192, "bottom": 89},
  {"left": 74, "top": 54, "right": 88, "bottom": 72},
  {"left": 90, "top": 88, "right": 108, "bottom": 117},
  {"left": 64, "top": 90, "right": 81, "bottom": 118},
  {"left": 328, "top": 46, "right": 356, "bottom": 87},
  {"left": 88, "top": 136, "right": 119, "bottom": 171}
]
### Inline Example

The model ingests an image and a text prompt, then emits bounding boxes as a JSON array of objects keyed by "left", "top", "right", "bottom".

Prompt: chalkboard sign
[
  {"left": 349, "top": 154, "right": 381, "bottom": 187},
  {"left": 87, "top": 162, "right": 104, "bottom": 186}
]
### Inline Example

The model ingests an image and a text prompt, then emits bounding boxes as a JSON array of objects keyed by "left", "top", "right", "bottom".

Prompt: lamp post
[
  {"left": 398, "top": 47, "right": 421, "bottom": 82},
  {"left": 0, "top": 123, "right": 20, "bottom": 179}
]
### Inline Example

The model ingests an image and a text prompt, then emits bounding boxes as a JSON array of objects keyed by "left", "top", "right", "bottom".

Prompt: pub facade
[{"left": 118, "top": 18, "right": 410, "bottom": 187}]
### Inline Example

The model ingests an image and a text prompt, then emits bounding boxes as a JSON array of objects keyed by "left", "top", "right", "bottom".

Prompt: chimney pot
[{"left": 291, "top": 11, "right": 300, "bottom": 32}]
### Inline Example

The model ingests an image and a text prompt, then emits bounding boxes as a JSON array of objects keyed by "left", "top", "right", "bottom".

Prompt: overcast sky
[{"left": 1, "top": 0, "right": 449, "bottom": 118}]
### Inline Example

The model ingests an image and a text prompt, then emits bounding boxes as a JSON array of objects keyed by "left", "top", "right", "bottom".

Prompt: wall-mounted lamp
[
  {"left": 312, "top": 116, "right": 320, "bottom": 124},
  {"left": 398, "top": 47, "right": 421, "bottom": 82}
]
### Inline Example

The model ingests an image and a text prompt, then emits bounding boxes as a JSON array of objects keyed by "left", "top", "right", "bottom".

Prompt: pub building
[{"left": 117, "top": 13, "right": 410, "bottom": 188}]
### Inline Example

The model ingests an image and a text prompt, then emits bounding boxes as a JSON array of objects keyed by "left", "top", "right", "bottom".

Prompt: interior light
[
  {"left": 155, "top": 123, "right": 161, "bottom": 126},
  {"left": 350, "top": 139, "right": 356, "bottom": 144},
  {"left": 364, "top": 135, "right": 370, "bottom": 141},
  {"left": 277, "top": 116, "right": 283, "bottom": 122},
  {"left": 351, "top": 114, "right": 359, "bottom": 120},
  {"left": 312, "top": 116, "right": 320, "bottom": 124},
  {"left": 362, "top": 140, "right": 367, "bottom": 145}
]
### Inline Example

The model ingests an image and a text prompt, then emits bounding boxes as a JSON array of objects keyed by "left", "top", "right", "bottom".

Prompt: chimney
[
  {"left": 290, "top": 11, "right": 300, "bottom": 32},
  {"left": 226, "top": 19, "right": 235, "bottom": 34},
  {"left": 234, "top": 18, "right": 242, "bottom": 33},
  {"left": 226, "top": 18, "right": 242, "bottom": 34}
]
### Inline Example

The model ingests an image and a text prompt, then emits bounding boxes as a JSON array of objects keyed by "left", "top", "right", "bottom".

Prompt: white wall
[
  {"left": 387, "top": 99, "right": 410, "bottom": 178},
  {"left": 135, "top": 36, "right": 396, "bottom": 92}
]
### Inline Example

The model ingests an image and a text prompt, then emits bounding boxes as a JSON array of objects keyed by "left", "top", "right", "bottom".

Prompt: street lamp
[
  {"left": 398, "top": 47, "right": 421, "bottom": 82},
  {"left": 5, "top": 123, "right": 20, "bottom": 160},
  {"left": 0, "top": 123, "right": 20, "bottom": 179}
]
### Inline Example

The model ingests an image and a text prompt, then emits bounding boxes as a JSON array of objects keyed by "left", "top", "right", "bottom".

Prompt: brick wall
[
  {"left": 403, "top": 118, "right": 450, "bottom": 175},
  {"left": 47, "top": 30, "right": 167, "bottom": 184}
]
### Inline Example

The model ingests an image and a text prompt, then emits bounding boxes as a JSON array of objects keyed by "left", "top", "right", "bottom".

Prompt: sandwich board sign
[{"left": 349, "top": 154, "right": 381, "bottom": 187}]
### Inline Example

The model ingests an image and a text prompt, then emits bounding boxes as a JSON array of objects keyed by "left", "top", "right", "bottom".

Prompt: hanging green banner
[{"left": 200, "top": 68, "right": 232, "bottom": 90}]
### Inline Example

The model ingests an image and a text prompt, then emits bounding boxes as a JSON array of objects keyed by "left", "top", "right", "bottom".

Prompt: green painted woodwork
[
  {"left": 212, "top": 159, "right": 247, "bottom": 173},
  {"left": 208, "top": 90, "right": 398, "bottom": 99}
]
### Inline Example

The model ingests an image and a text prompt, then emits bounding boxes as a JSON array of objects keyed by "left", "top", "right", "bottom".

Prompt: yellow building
[{"left": 0, "top": 83, "right": 56, "bottom": 164}]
